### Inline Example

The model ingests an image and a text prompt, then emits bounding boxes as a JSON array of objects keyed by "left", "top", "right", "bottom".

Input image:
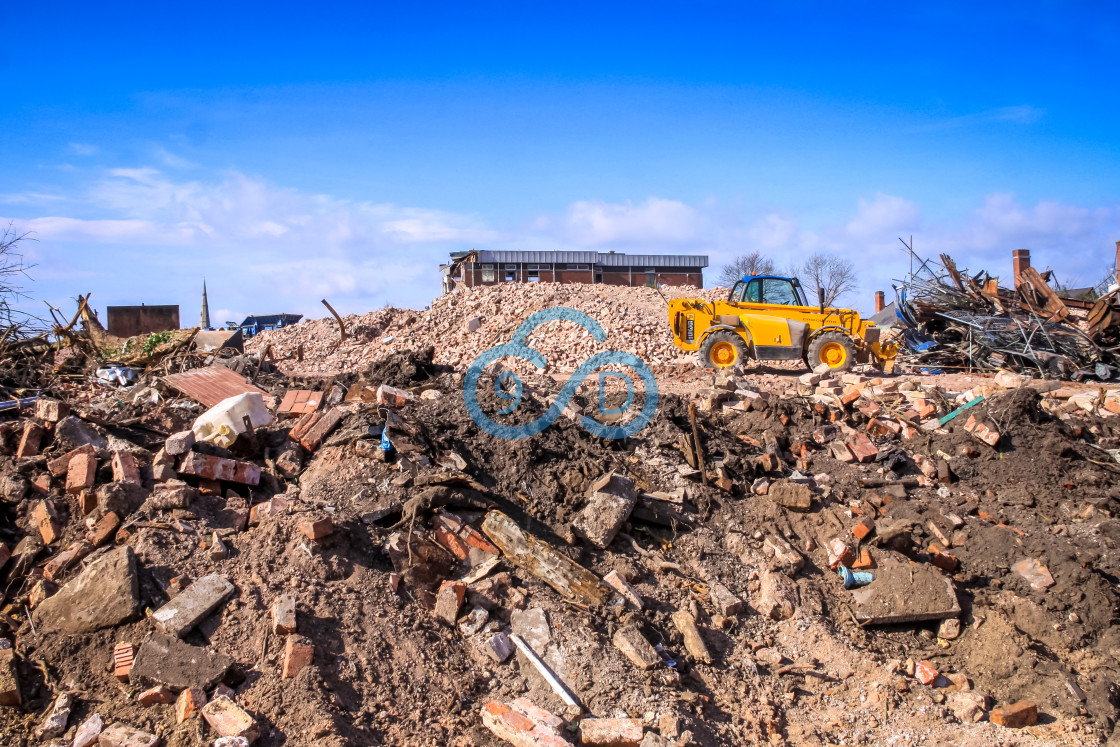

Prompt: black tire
[
  {"left": 699, "top": 330, "right": 749, "bottom": 369},
  {"left": 806, "top": 330, "right": 856, "bottom": 372}
]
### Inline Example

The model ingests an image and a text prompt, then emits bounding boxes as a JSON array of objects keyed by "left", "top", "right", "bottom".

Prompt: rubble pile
[
  {"left": 0, "top": 304, "right": 1119, "bottom": 746},
  {"left": 893, "top": 250, "right": 1120, "bottom": 380},
  {"left": 245, "top": 283, "right": 729, "bottom": 375}
]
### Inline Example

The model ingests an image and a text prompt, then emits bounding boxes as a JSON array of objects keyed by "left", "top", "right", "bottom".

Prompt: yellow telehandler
[{"left": 668, "top": 275, "right": 896, "bottom": 372}]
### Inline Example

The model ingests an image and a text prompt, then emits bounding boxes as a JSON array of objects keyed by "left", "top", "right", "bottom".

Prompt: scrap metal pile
[{"left": 891, "top": 248, "right": 1120, "bottom": 380}]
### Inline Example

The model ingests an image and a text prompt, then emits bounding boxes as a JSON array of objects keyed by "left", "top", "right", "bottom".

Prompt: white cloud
[
  {"left": 565, "top": 197, "right": 703, "bottom": 246},
  {"left": 67, "top": 143, "right": 99, "bottom": 156},
  {"left": 846, "top": 194, "right": 922, "bottom": 238}
]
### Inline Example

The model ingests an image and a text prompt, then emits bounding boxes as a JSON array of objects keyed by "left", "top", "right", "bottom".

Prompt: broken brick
[
  {"left": 164, "top": 430, "right": 195, "bottom": 456},
  {"left": 111, "top": 451, "right": 141, "bottom": 485},
  {"left": 612, "top": 625, "right": 660, "bottom": 670},
  {"left": 434, "top": 580, "right": 466, "bottom": 625},
  {"left": 43, "top": 541, "right": 92, "bottom": 581},
  {"left": 481, "top": 700, "right": 568, "bottom": 747},
  {"left": 990, "top": 700, "right": 1038, "bottom": 728},
  {"left": 201, "top": 695, "right": 260, "bottom": 743},
  {"left": 66, "top": 451, "right": 97, "bottom": 494},
  {"left": 928, "top": 543, "right": 959, "bottom": 573},
  {"left": 16, "top": 421, "right": 45, "bottom": 458},
  {"left": 33, "top": 500, "right": 62, "bottom": 544},
  {"left": 281, "top": 635, "right": 314, "bottom": 678},
  {"left": 175, "top": 687, "right": 206, "bottom": 722},
  {"left": 829, "top": 441, "right": 855, "bottom": 463},
  {"left": 852, "top": 517, "right": 876, "bottom": 541},
  {"left": 113, "top": 642, "right": 136, "bottom": 682},
  {"left": 248, "top": 496, "right": 288, "bottom": 525},
  {"left": 299, "top": 516, "right": 333, "bottom": 540},
  {"left": 272, "top": 595, "right": 297, "bottom": 634},
  {"left": 0, "top": 647, "right": 20, "bottom": 706},
  {"left": 31, "top": 473, "right": 51, "bottom": 494},
  {"left": 603, "top": 570, "right": 643, "bottom": 609},
  {"left": 431, "top": 509, "right": 500, "bottom": 560},
  {"left": 98, "top": 723, "right": 159, "bottom": 747},
  {"left": 827, "top": 538, "right": 856, "bottom": 570},
  {"left": 914, "top": 660, "right": 939, "bottom": 685},
  {"left": 292, "top": 408, "right": 343, "bottom": 452},
  {"left": 846, "top": 432, "right": 878, "bottom": 463},
  {"left": 377, "top": 384, "right": 417, "bottom": 408},
  {"left": 137, "top": 684, "right": 174, "bottom": 706},
  {"left": 178, "top": 452, "right": 260, "bottom": 486},
  {"left": 49, "top": 444, "right": 96, "bottom": 478},
  {"left": 580, "top": 718, "right": 645, "bottom": 746},
  {"left": 852, "top": 549, "right": 877, "bottom": 570},
  {"left": 87, "top": 511, "right": 121, "bottom": 547},
  {"left": 35, "top": 397, "right": 70, "bottom": 423}
]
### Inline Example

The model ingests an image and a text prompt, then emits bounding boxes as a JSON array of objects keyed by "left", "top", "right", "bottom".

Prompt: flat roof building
[{"left": 442, "top": 250, "right": 708, "bottom": 293}]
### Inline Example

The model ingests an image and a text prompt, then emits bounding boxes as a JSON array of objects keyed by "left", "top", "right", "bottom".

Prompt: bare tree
[
  {"left": 0, "top": 222, "right": 37, "bottom": 330},
  {"left": 795, "top": 252, "right": 857, "bottom": 307},
  {"left": 718, "top": 251, "right": 776, "bottom": 287}
]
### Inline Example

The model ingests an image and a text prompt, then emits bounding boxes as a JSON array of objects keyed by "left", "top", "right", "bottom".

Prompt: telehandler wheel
[
  {"left": 807, "top": 331, "right": 856, "bottom": 372},
  {"left": 700, "top": 330, "right": 748, "bottom": 369}
]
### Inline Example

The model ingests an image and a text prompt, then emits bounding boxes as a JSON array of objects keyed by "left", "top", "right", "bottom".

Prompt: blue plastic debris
[
  {"left": 837, "top": 565, "right": 874, "bottom": 589},
  {"left": 380, "top": 428, "right": 393, "bottom": 451}
]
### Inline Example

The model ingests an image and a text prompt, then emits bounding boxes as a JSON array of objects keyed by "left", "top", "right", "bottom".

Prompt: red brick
[
  {"left": 86, "top": 511, "right": 121, "bottom": 546},
  {"left": 295, "top": 408, "right": 343, "bottom": 452},
  {"left": 175, "top": 687, "right": 206, "bottom": 722},
  {"left": 580, "top": 717, "right": 645, "bottom": 746},
  {"left": 201, "top": 695, "right": 260, "bottom": 743},
  {"left": 178, "top": 452, "right": 260, "bottom": 485},
  {"left": 972, "top": 423, "right": 1001, "bottom": 447},
  {"left": 846, "top": 432, "right": 878, "bottom": 463},
  {"left": 434, "top": 580, "right": 467, "bottom": 625},
  {"left": 16, "top": 422, "right": 44, "bottom": 458},
  {"left": 111, "top": 451, "right": 141, "bottom": 485},
  {"left": 829, "top": 441, "right": 855, "bottom": 463},
  {"left": 47, "top": 443, "right": 96, "bottom": 477},
  {"left": 431, "top": 510, "right": 499, "bottom": 560},
  {"left": 113, "top": 642, "right": 136, "bottom": 682},
  {"left": 65, "top": 452, "right": 97, "bottom": 494},
  {"left": 376, "top": 384, "right": 417, "bottom": 408},
  {"left": 138, "top": 684, "right": 175, "bottom": 706},
  {"left": 914, "top": 660, "right": 939, "bottom": 685},
  {"left": 852, "top": 548, "right": 876, "bottom": 569},
  {"left": 857, "top": 400, "right": 882, "bottom": 418},
  {"left": 31, "top": 474, "right": 52, "bottom": 494},
  {"left": 827, "top": 538, "right": 856, "bottom": 570},
  {"left": 299, "top": 516, "right": 333, "bottom": 540},
  {"left": 990, "top": 700, "right": 1038, "bottom": 728},
  {"left": 481, "top": 700, "right": 569, "bottom": 747},
  {"left": 915, "top": 400, "right": 937, "bottom": 419},
  {"left": 840, "top": 389, "right": 861, "bottom": 406},
  {"left": 249, "top": 496, "right": 288, "bottom": 525},
  {"left": 281, "top": 635, "right": 314, "bottom": 678},
  {"left": 33, "top": 500, "right": 61, "bottom": 544},
  {"left": 928, "top": 544, "right": 959, "bottom": 573},
  {"left": 43, "top": 541, "right": 92, "bottom": 581},
  {"left": 852, "top": 518, "right": 876, "bottom": 541},
  {"left": 34, "top": 398, "right": 70, "bottom": 423},
  {"left": 78, "top": 489, "right": 97, "bottom": 515}
]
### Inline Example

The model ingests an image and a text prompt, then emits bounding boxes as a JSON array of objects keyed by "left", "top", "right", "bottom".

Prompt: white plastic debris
[{"left": 192, "top": 392, "right": 273, "bottom": 448}]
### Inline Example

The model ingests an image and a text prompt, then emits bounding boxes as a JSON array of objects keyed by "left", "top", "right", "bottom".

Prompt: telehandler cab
[{"left": 668, "top": 275, "right": 896, "bottom": 372}]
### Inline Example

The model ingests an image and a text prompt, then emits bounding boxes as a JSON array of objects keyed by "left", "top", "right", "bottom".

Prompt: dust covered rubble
[{"left": 0, "top": 346, "right": 1118, "bottom": 747}]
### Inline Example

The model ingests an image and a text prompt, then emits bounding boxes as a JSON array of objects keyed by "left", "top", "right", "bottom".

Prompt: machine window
[
  {"left": 762, "top": 278, "right": 798, "bottom": 305},
  {"left": 745, "top": 279, "right": 762, "bottom": 303},
  {"left": 729, "top": 281, "right": 747, "bottom": 303}
]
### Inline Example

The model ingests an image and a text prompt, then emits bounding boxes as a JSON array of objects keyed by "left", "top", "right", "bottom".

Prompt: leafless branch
[
  {"left": 718, "top": 251, "right": 776, "bottom": 287},
  {"left": 795, "top": 251, "right": 858, "bottom": 307}
]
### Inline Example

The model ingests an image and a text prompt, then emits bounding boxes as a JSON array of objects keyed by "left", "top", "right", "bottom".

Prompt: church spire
[{"left": 200, "top": 279, "right": 211, "bottom": 330}]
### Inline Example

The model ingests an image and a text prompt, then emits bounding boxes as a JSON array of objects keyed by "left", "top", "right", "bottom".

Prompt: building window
[
  {"left": 645, "top": 271, "right": 657, "bottom": 287},
  {"left": 505, "top": 268, "right": 517, "bottom": 282},
  {"left": 526, "top": 264, "right": 550, "bottom": 270},
  {"left": 527, "top": 270, "right": 540, "bottom": 282},
  {"left": 570, "top": 264, "right": 590, "bottom": 271},
  {"left": 480, "top": 264, "right": 495, "bottom": 283}
]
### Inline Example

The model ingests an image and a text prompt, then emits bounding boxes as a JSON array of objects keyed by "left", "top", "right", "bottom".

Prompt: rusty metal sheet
[
  {"left": 162, "top": 365, "right": 270, "bottom": 408},
  {"left": 277, "top": 389, "right": 322, "bottom": 416}
]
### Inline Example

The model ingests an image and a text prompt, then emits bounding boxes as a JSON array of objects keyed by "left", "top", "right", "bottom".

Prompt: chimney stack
[
  {"left": 874, "top": 291, "right": 885, "bottom": 313},
  {"left": 1012, "top": 249, "right": 1031, "bottom": 289}
]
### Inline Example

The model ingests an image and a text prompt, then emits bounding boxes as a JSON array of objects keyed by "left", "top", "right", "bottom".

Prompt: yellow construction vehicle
[{"left": 668, "top": 275, "right": 896, "bottom": 372}]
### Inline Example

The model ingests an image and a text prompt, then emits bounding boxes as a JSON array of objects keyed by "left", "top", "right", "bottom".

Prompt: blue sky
[{"left": 2, "top": 2, "right": 1118, "bottom": 325}]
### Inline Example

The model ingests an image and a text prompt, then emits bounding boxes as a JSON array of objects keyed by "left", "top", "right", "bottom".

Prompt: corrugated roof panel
[
  {"left": 595, "top": 253, "right": 709, "bottom": 268},
  {"left": 475, "top": 251, "right": 598, "bottom": 264},
  {"left": 162, "top": 365, "right": 272, "bottom": 408}
]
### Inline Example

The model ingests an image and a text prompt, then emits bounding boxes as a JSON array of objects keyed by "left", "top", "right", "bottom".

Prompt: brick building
[{"left": 443, "top": 250, "right": 707, "bottom": 292}]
